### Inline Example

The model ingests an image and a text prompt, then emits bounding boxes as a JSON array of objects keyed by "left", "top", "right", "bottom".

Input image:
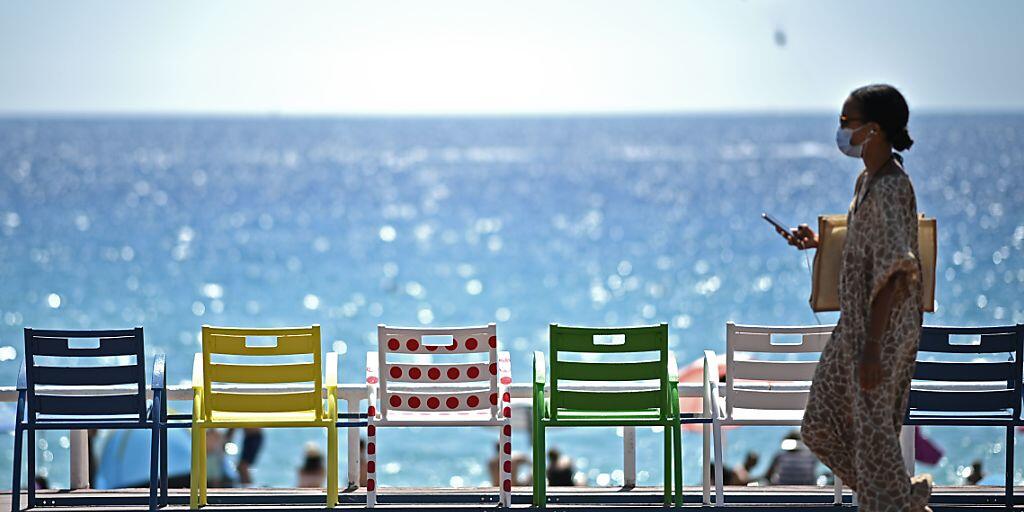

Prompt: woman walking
[{"left": 787, "top": 84, "right": 930, "bottom": 511}]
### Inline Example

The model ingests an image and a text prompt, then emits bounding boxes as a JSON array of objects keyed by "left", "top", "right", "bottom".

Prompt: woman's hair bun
[{"left": 891, "top": 127, "right": 914, "bottom": 151}]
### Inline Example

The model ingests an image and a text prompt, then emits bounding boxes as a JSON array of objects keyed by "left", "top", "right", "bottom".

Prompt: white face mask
[{"left": 836, "top": 125, "right": 871, "bottom": 158}]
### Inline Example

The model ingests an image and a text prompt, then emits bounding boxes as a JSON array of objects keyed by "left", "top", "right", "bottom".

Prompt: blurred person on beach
[
  {"left": 297, "top": 442, "right": 326, "bottom": 488},
  {"left": 964, "top": 460, "right": 984, "bottom": 486},
  {"left": 765, "top": 431, "right": 818, "bottom": 485},
  {"left": 227, "top": 427, "right": 263, "bottom": 486},
  {"left": 793, "top": 84, "right": 931, "bottom": 511},
  {"left": 489, "top": 442, "right": 530, "bottom": 486},
  {"left": 546, "top": 448, "right": 576, "bottom": 486},
  {"left": 206, "top": 429, "right": 234, "bottom": 487},
  {"left": 730, "top": 452, "right": 760, "bottom": 486}
]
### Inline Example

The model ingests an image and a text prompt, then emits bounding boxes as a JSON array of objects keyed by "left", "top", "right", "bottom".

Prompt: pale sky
[{"left": 1, "top": 0, "right": 1021, "bottom": 115}]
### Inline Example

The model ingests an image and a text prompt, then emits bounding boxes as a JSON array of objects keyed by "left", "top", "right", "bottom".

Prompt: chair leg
[
  {"left": 190, "top": 426, "right": 202, "bottom": 509},
  {"left": 673, "top": 421, "right": 683, "bottom": 507},
  {"left": 713, "top": 422, "right": 724, "bottom": 506},
  {"left": 11, "top": 423, "right": 23, "bottom": 512},
  {"left": 327, "top": 425, "right": 338, "bottom": 508},
  {"left": 834, "top": 475, "right": 843, "bottom": 505},
  {"left": 27, "top": 429, "right": 35, "bottom": 509},
  {"left": 499, "top": 419, "right": 512, "bottom": 507},
  {"left": 533, "top": 425, "right": 546, "bottom": 507},
  {"left": 160, "top": 426, "right": 169, "bottom": 507},
  {"left": 149, "top": 425, "right": 159, "bottom": 511},
  {"left": 702, "top": 423, "right": 711, "bottom": 505},
  {"left": 366, "top": 420, "right": 377, "bottom": 508},
  {"left": 1006, "top": 426, "right": 1014, "bottom": 509},
  {"left": 198, "top": 429, "right": 207, "bottom": 506},
  {"left": 663, "top": 424, "right": 672, "bottom": 505}
]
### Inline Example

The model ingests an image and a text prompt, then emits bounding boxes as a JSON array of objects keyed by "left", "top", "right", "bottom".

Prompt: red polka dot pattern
[
  {"left": 367, "top": 479, "right": 375, "bottom": 491},
  {"left": 408, "top": 396, "right": 421, "bottom": 408},
  {"left": 503, "top": 425, "right": 512, "bottom": 436},
  {"left": 368, "top": 406, "right": 376, "bottom": 417},
  {"left": 406, "top": 338, "right": 419, "bottom": 351},
  {"left": 489, "top": 393, "right": 498, "bottom": 405},
  {"left": 489, "top": 363, "right": 497, "bottom": 375},
  {"left": 467, "top": 366, "right": 480, "bottom": 379},
  {"left": 427, "top": 397, "right": 440, "bottom": 409},
  {"left": 503, "top": 406, "right": 512, "bottom": 418},
  {"left": 500, "top": 376, "right": 512, "bottom": 385},
  {"left": 367, "top": 425, "right": 375, "bottom": 436},
  {"left": 446, "top": 397, "right": 459, "bottom": 409},
  {"left": 503, "top": 479, "right": 512, "bottom": 492},
  {"left": 409, "top": 367, "right": 422, "bottom": 379},
  {"left": 467, "top": 395, "right": 480, "bottom": 407},
  {"left": 367, "top": 442, "right": 376, "bottom": 455},
  {"left": 446, "top": 340, "right": 459, "bottom": 351},
  {"left": 387, "top": 338, "right": 400, "bottom": 350},
  {"left": 447, "top": 367, "right": 460, "bottom": 380},
  {"left": 389, "top": 395, "right": 402, "bottom": 407},
  {"left": 428, "top": 368, "right": 441, "bottom": 380},
  {"left": 426, "top": 345, "right": 438, "bottom": 352},
  {"left": 465, "top": 338, "right": 478, "bottom": 350},
  {"left": 503, "top": 442, "right": 511, "bottom": 455},
  {"left": 502, "top": 392, "right": 511, "bottom": 403},
  {"left": 367, "top": 461, "right": 375, "bottom": 473},
  {"left": 503, "top": 460, "right": 512, "bottom": 473},
  {"left": 489, "top": 336, "right": 497, "bottom": 348},
  {"left": 389, "top": 366, "right": 402, "bottom": 379}
]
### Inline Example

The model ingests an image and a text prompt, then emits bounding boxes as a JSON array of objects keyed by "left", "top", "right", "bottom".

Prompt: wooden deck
[{"left": 2, "top": 486, "right": 1020, "bottom": 511}]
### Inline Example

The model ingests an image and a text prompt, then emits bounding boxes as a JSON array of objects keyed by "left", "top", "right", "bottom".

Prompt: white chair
[
  {"left": 705, "top": 322, "right": 842, "bottom": 506},
  {"left": 365, "top": 323, "right": 512, "bottom": 507}
]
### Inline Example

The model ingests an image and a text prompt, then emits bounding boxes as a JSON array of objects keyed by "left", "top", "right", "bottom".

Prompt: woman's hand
[
  {"left": 780, "top": 224, "right": 818, "bottom": 250},
  {"left": 858, "top": 341, "right": 882, "bottom": 390}
]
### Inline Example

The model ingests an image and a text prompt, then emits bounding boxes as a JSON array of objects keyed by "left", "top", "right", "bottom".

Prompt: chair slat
[
  {"left": 208, "top": 363, "right": 318, "bottom": 384},
  {"left": 31, "top": 337, "right": 140, "bottom": 357},
  {"left": 35, "top": 394, "right": 142, "bottom": 416},
  {"left": 551, "top": 327, "right": 664, "bottom": 353},
  {"left": 730, "top": 332, "right": 830, "bottom": 353},
  {"left": 385, "top": 362, "right": 492, "bottom": 383},
  {"left": 207, "top": 333, "right": 317, "bottom": 356},
  {"left": 383, "top": 389, "right": 493, "bottom": 412},
  {"left": 731, "top": 360, "right": 818, "bottom": 381},
  {"left": 553, "top": 360, "right": 664, "bottom": 381},
  {"left": 913, "top": 361, "right": 1014, "bottom": 382},
  {"left": 909, "top": 389, "right": 1016, "bottom": 412},
  {"left": 554, "top": 389, "right": 663, "bottom": 411},
  {"left": 730, "top": 389, "right": 809, "bottom": 410},
  {"left": 30, "top": 329, "right": 137, "bottom": 339},
  {"left": 32, "top": 365, "right": 140, "bottom": 386},
  {"left": 918, "top": 330, "right": 1018, "bottom": 353},
  {"left": 209, "top": 391, "right": 320, "bottom": 413}
]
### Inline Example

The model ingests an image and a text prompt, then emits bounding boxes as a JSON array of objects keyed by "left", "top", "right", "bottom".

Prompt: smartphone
[{"left": 762, "top": 212, "right": 796, "bottom": 242}]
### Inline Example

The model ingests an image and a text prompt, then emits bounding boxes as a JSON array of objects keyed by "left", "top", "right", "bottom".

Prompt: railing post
[
  {"left": 623, "top": 426, "right": 636, "bottom": 486},
  {"left": 347, "top": 397, "right": 361, "bottom": 488},
  {"left": 70, "top": 429, "right": 90, "bottom": 489}
]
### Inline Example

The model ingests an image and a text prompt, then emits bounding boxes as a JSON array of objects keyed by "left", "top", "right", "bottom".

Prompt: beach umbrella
[{"left": 914, "top": 426, "right": 943, "bottom": 465}]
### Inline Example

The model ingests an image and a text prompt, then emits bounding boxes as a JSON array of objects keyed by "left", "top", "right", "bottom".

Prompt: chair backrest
[
  {"left": 909, "top": 324, "right": 1024, "bottom": 419},
  {"left": 24, "top": 327, "right": 148, "bottom": 421},
  {"left": 548, "top": 323, "right": 670, "bottom": 420},
  {"left": 376, "top": 323, "right": 499, "bottom": 419},
  {"left": 725, "top": 322, "right": 834, "bottom": 419},
  {"left": 201, "top": 325, "right": 323, "bottom": 421}
]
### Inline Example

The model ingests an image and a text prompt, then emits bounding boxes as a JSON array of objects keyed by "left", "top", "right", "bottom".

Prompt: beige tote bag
[{"left": 810, "top": 214, "right": 936, "bottom": 312}]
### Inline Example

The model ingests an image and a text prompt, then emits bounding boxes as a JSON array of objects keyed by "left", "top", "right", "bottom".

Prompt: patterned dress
[{"left": 801, "top": 157, "right": 926, "bottom": 511}]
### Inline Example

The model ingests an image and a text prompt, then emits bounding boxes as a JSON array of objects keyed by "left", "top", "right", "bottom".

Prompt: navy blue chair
[
  {"left": 905, "top": 324, "right": 1024, "bottom": 508},
  {"left": 12, "top": 327, "right": 167, "bottom": 511}
]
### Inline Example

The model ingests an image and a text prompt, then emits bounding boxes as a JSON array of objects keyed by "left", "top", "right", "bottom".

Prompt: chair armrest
[
  {"left": 498, "top": 351, "right": 512, "bottom": 382},
  {"left": 668, "top": 351, "right": 679, "bottom": 384},
  {"left": 326, "top": 351, "right": 338, "bottom": 389},
  {"left": 533, "top": 351, "right": 546, "bottom": 386},
  {"left": 325, "top": 352, "right": 338, "bottom": 419},
  {"left": 152, "top": 353, "right": 166, "bottom": 390},
  {"left": 192, "top": 353, "right": 204, "bottom": 419},
  {"left": 192, "top": 353, "right": 204, "bottom": 389},
  {"left": 17, "top": 361, "right": 27, "bottom": 391},
  {"left": 702, "top": 350, "right": 724, "bottom": 419}
]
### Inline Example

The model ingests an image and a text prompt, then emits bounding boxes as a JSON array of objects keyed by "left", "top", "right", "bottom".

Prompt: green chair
[{"left": 532, "top": 323, "right": 682, "bottom": 507}]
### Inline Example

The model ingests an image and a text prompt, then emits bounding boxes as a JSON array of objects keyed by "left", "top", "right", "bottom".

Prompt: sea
[{"left": 0, "top": 114, "right": 1022, "bottom": 490}]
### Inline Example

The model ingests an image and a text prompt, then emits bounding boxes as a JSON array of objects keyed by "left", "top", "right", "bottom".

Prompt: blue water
[{"left": 1, "top": 114, "right": 1023, "bottom": 490}]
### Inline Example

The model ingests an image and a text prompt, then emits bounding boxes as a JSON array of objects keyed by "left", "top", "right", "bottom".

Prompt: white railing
[{"left": 0, "top": 381, "right": 1000, "bottom": 490}]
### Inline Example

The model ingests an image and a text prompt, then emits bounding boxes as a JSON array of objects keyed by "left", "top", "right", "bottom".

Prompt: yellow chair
[{"left": 190, "top": 325, "right": 339, "bottom": 509}]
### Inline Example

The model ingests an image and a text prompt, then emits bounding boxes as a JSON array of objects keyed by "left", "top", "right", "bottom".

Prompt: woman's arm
[{"left": 860, "top": 270, "right": 916, "bottom": 390}]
